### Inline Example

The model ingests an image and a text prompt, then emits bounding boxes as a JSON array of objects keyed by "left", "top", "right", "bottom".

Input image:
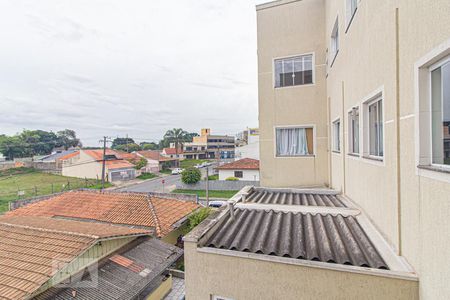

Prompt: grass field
[
  {"left": 172, "top": 189, "right": 238, "bottom": 199},
  {"left": 179, "top": 159, "right": 211, "bottom": 169},
  {"left": 136, "top": 173, "right": 158, "bottom": 180},
  {"left": 0, "top": 168, "right": 111, "bottom": 213}
]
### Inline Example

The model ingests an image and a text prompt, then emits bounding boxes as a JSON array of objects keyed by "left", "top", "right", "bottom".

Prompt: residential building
[
  {"left": 162, "top": 147, "right": 185, "bottom": 159},
  {"left": 183, "top": 128, "right": 235, "bottom": 160},
  {"left": 235, "top": 128, "right": 260, "bottom": 160},
  {"left": 185, "top": 0, "right": 450, "bottom": 299},
  {"left": 61, "top": 149, "right": 136, "bottom": 182},
  {"left": 2, "top": 189, "right": 199, "bottom": 299},
  {"left": 136, "top": 150, "right": 178, "bottom": 172},
  {"left": 216, "top": 158, "right": 260, "bottom": 181}
]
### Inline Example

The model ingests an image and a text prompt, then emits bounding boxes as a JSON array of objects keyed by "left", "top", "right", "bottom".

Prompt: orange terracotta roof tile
[
  {"left": 137, "top": 150, "right": 176, "bottom": 162},
  {"left": 216, "top": 158, "right": 260, "bottom": 170},
  {"left": 57, "top": 151, "right": 79, "bottom": 161},
  {"left": 7, "top": 190, "right": 200, "bottom": 237},
  {"left": 163, "top": 147, "right": 183, "bottom": 155},
  {"left": 0, "top": 215, "right": 151, "bottom": 299},
  {"left": 83, "top": 149, "right": 118, "bottom": 161},
  {"left": 105, "top": 159, "right": 135, "bottom": 170}
]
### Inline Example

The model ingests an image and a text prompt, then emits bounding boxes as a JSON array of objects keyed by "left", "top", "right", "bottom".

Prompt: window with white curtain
[
  {"left": 274, "top": 54, "right": 313, "bottom": 88},
  {"left": 346, "top": 0, "right": 358, "bottom": 29},
  {"left": 330, "top": 18, "right": 339, "bottom": 65},
  {"left": 275, "top": 127, "right": 311, "bottom": 156},
  {"left": 348, "top": 107, "right": 360, "bottom": 154},
  {"left": 431, "top": 57, "right": 450, "bottom": 166},
  {"left": 367, "top": 97, "right": 383, "bottom": 157},
  {"left": 332, "top": 119, "right": 341, "bottom": 152}
]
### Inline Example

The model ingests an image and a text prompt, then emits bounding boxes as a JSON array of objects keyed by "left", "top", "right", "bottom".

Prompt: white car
[{"left": 171, "top": 168, "right": 184, "bottom": 175}]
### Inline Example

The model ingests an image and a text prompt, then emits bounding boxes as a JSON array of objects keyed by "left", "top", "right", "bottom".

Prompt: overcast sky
[{"left": 0, "top": 1, "right": 266, "bottom": 146}]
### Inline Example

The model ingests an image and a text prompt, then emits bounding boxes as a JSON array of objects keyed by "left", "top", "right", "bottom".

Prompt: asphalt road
[{"left": 118, "top": 166, "right": 215, "bottom": 193}]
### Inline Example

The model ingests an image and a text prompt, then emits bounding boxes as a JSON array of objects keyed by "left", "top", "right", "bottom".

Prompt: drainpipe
[
  {"left": 395, "top": 7, "right": 403, "bottom": 256},
  {"left": 341, "top": 81, "right": 346, "bottom": 195}
]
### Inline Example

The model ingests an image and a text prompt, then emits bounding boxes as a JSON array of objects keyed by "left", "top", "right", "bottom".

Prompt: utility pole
[
  {"left": 100, "top": 136, "right": 109, "bottom": 190},
  {"left": 206, "top": 167, "right": 209, "bottom": 207},
  {"left": 126, "top": 134, "right": 129, "bottom": 153}
]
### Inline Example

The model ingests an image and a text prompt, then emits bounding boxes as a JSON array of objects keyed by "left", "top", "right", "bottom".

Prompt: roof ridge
[
  {"left": 0, "top": 221, "right": 99, "bottom": 239},
  {"left": 146, "top": 196, "right": 162, "bottom": 236}
]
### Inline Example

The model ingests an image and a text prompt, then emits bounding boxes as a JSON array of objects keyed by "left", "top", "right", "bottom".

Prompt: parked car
[
  {"left": 209, "top": 200, "right": 227, "bottom": 208},
  {"left": 194, "top": 164, "right": 202, "bottom": 169},
  {"left": 171, "top": 168, "right": 184, "bottom": 175}
]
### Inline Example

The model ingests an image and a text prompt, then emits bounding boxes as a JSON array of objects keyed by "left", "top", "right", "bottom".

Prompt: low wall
[
  {"left": 147, "top": 191, "right": 198, "bottom": 202},
  {"left": 177, "top": 180, "right": 259, "bottom": 191}
]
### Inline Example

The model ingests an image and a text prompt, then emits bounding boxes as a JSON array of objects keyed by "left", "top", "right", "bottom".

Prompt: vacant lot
[
  {"left": 0, "top": 168, "right": 108, "bottom": 213},
  {"left": 180, "top": 159, "right": 211, "bottom": 169},
  {"left": 172, "top": 189, "right": 238, "bottom": 199}
]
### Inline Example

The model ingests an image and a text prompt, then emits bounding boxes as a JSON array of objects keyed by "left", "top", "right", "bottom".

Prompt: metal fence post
[
  {"left": 51, "top": 183, "right": 54, "bottom": 194},
  {"left": 34, "top": 186, "right": 37, "bottom": 196}
]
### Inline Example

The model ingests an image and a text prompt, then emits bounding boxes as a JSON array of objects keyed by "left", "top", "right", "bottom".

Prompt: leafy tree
[
  {"left": 140, "top": 142, "right": 158, "bottom": 150},
  {"left": 0, "top": 135, "right": 27, "bottom": 159},
  {"left": 181, "top": 167, "right": 202, "bottom": 184},
  {"left": 114, "top": 143, "right": 141, "bottom": 153},
  {"left": 56, "top": 129, "right": 82, "bottom": 150},
  {"left": 185, "top": 132, "right": 199, "bottom": 142},
  {"left": 185, "top": 208, "right": 211, "bottom": 232},
  {"left": 164, "top": 128, "right": 189, "bottom": 166},
  {"left": 134, "top": 157, "right": 147, "bottom": 170},
  {"left": 112, "top": 137, "right": 136, "bottom": 149}
]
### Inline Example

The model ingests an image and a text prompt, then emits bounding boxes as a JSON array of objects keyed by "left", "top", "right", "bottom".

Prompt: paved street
[{"left": 118, "top": 166, "right": 215, "bottom": 193}]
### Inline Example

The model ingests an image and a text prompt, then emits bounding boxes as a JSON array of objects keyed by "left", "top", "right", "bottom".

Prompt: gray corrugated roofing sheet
[
  {"left": 204, "top": 208, "right": 388, "bottom": 270},
  {"left": 35, "top": 237, "right": 183, "bottom": 300},
  {"left": 245, "top": 189, "right": 347, "bottom": 207}
]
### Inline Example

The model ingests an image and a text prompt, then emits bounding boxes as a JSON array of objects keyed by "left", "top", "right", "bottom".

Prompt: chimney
[{"left": 227, "top": 202, "right": 235, "bottom": 221}]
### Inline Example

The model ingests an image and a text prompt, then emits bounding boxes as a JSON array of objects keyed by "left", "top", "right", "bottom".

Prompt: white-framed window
[
  {"left": 348, "top": 107, "right": 360, "bottom": 154},
  {"left": 332, "top": 119, "right": 341, "bottom": 152},
  {"left": 274, "top": 54, "right": 313, "bottom": 88},
  {"left": 363, "top": 94, "right": 384, "bottom": 159},
  {"left": 212, "top": 296, "right": 234, "bottom": 300},
  {"left": 330, "top": 18, "right": 339, "bottom": 65},
  {"left": 234, "top": 170, "right": 243, "bottom": 178},
  {"left": 275, "top": 126, "right": 314, "bottom": 157},
  {"left": 346, "top": 0, "right": 359, "bottom": 30},
  {"left": 430, "top": 57, "right": 450, "bottom": 166}
]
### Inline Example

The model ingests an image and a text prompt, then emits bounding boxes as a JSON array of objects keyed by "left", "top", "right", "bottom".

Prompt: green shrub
[
  {"left": 181, "top": 167, "right": 201, "bottom": 184},
  {"left": 206, "top": 174, "right": 219, "bottom": 181},
  {"left": 134, "top": 157, "right": 147, "bottom": 170},
  {"left": 186, "top": 208, "right": 212, "bottom": 232},
  {"left": 226, "top": 177, "right": 239, "bottom": 181},
  {"left": 136, "top": 172, "right": 157, "bottom": 180}
]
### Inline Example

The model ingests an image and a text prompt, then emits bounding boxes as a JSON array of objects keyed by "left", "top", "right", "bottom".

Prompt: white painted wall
[
  {"left": 218, "top": 169, "right": 260, "bottom": 181},
  {"left": 235, "top": 135, "right": 260, "bottom": 160}
]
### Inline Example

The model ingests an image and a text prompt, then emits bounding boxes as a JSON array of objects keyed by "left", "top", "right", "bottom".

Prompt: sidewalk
[{"left": 108, "top": 173, "right": 169, "bottom": 190}]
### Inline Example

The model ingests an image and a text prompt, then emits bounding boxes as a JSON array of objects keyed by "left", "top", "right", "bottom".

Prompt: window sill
[
  {"left": 276, "top": 155, "right": 315, "bottom": 158},
  {"left": 274, "top": 83, "right": 315, "bottom": 89},
  {"left": 347, "top": 153, "right": 360, "bottom": 157},
  {"left": 417, "top": 164, "right": 450, "bottom": 174},
  {"left": 332, "top": 150, "right": 341, "bottom": 154},
  {"left": 362, "top": 155, "right": 384, "bottom": 162}
]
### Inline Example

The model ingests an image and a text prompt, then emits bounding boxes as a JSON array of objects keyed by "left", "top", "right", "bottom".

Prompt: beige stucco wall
[
  {"left": 256, "top": 0, "right": 450, "bottom": 299},
  {"left": 257, "top": 0, "right": 329, "bottom": 188},
  {"left": 184, "top": 243, "right": 418, "bottom": 300},
  {"left": 62, "top": 150, "right": 103, "bottom": 179}
]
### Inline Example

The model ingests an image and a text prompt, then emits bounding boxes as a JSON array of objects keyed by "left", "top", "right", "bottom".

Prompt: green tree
[
  {"left": 56, "top": 129, "right": 82, "bottom": 150},
  {"left": 112, "top": 137, "right": 136, "bottom": 149},
  {"left": 134, "top": 157, "right": 147, "bottom": 170},
  {"left": 163, "top": 128, "right": 189, "bottom": 166},
  {"left": 181, "top": 167, "right": 202, "bottom": 184},
  {"left": 114, "top": 143, "right": 141, "bottom": 153},
  {"left": 140, "top": 142, "right": 158, "bottom": 150}
]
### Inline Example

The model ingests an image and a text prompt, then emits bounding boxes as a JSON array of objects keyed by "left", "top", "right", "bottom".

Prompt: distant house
[
  {"left": 136, "top": 150, "right": 178, "bottom": 172},
  {"left": 216, "top": 158, "right": 260, "bottom": 181},
  {"left": 61, "top": 149, "right": 136, "bottom": 182},
  {"left": 235, "top": 128, "right": 260, "bottom": 160},
  {"left": 162, "top": 147, "right": 184, "bottom": 159}
]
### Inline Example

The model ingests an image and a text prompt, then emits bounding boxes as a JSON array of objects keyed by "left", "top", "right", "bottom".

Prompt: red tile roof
[
  {"left": 137, "top": 150, "right": 176, "bottom": 162},
  {"left": 163, "top": 147, "right": 183, "bottom": 155},
  {"left": 216, "top": 158, "right": 260, "bottom": 170},
  {"left": 83, "top": 149, "right": 118, "bottom": 161},
  {"left": 105, "top": 159, "right": 135, "bottom": 170},
  {"left": 7, "top": 190, "right": 199, "bottom": 237},
  {"left": 0, "top": 215, "right": 150, "bottom": 300}
]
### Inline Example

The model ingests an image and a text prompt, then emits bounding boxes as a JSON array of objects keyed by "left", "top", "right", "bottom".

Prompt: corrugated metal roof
[
  {"left": 36, "top": 237, "right": 183, "bottom": 300},
  {"left": 204, "top": 208, "right": 388, "bottom": 270},
  {"left": 245, "top": 189, "right": 347, "bottom": 207}
]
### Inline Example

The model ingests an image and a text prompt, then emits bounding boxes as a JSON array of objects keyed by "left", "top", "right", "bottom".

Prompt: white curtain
[{"left": 276, "top": 128, "right": 308, "bottom": 156}]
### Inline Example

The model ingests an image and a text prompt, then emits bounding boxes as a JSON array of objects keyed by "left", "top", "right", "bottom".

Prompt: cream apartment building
[{"left": 184, "top": 0, "right": 450, "bottom": 299}]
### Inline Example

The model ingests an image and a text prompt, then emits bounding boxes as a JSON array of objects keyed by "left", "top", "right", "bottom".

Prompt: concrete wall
[
  {"left": 218, "top": 169, "right": 260, "bottom": 181},
  {"left": 257, "top": 0, "right": 329, "bottom": 188},
  {"left": 62, "top": 151, "right": 103, "bottom": 179},
  {"left": 176, "top": 180, "right": 259, "bottom": 191},
  {"left": 184, "top": 242, "right": 418, "bottom": 300}
]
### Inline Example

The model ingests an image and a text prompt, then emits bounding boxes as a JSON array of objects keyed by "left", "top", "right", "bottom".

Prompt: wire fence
[{"left": 0, "top": 178, "right": 102, "bottom": 203}]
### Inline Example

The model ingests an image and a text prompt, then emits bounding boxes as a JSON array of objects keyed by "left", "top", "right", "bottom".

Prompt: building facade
[
  {"left": 183, "top": 128, "right": 235, "bottom": 160},
  {"left": 235, "top": 128, "right": 260, "bottom": 160},
  {"left": 185, "top": 0, "right": 450, "bottom": 299}
]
